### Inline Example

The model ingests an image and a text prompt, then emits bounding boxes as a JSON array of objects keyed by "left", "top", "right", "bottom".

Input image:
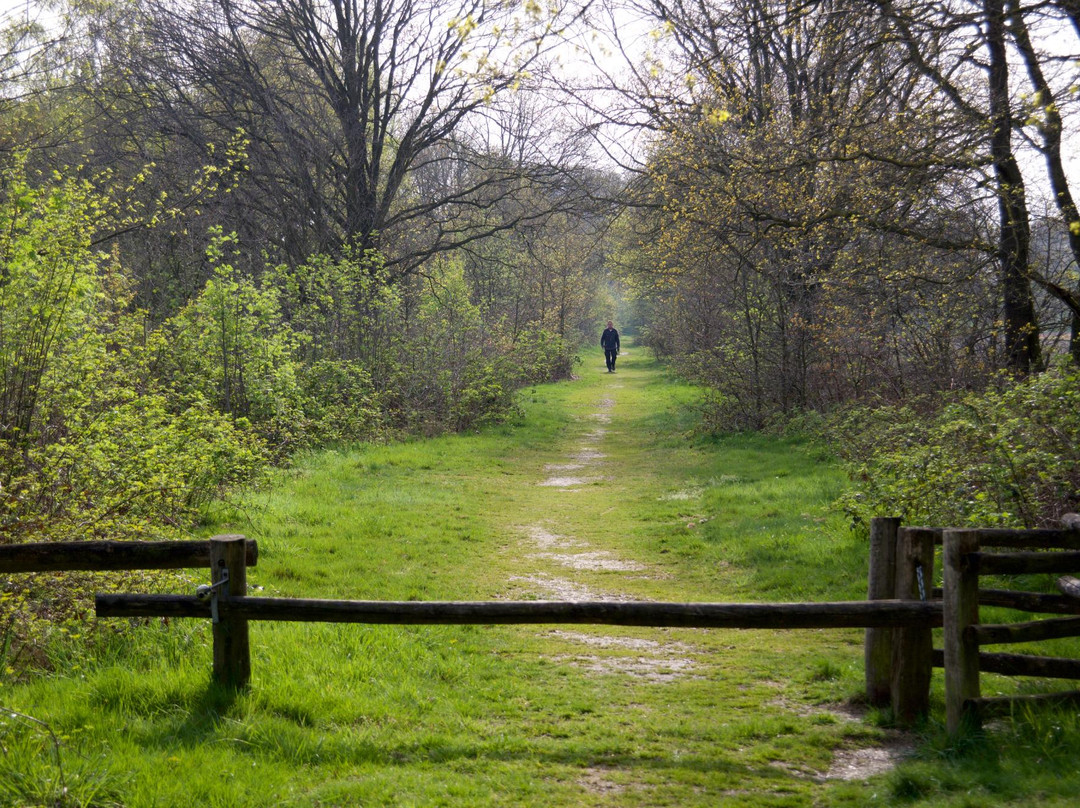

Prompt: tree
[
  {"left": 96, "top": 0, "right": 591, "bottom": 274},
  {"left": 1008, "top": 0, "right": 1080, "bottom": 360},
  {"left": 870, "top": 0, "right": 1043, "bottom": 372}
]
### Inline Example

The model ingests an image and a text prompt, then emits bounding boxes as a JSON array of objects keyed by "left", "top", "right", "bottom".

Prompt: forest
[
  {"left": 1, "top": 0, "right": 1080, "bottom": 685},
  {"left": 3, "top": 2, "right": 1080, "bottom": 804}
]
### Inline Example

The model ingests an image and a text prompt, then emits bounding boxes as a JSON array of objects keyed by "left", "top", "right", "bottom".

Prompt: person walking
[{"left": 601, "top": 320, "right": 620, "bottom": 372}]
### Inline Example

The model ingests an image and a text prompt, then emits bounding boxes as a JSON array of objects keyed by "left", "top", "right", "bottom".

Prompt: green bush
[
  {"left": 296, "top": 359, "right": 384, "bottom": 447},
  {"left": 511, "top": 328, "right": 578, "bottom": 385},
  {"left": 270, "top": 247, "right": 402, "bottom": 379},
  {"left": 832, "top": 364, "right": 1080, "bottom": 528},
  {"left": 453, "top": 353, "right": 517, "bottom": 430},
  {"left": 379, "top": 258, "right": 539, "bottom": 432},
  {"left": 0, "top": 169, "right": 267, "bottom": 543},
  {"left": 162, "top": 229, "right": 307, "bottom": 456}
]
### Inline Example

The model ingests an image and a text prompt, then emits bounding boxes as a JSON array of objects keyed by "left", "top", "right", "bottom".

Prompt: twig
[{"left": 0, "top": 706, "right": 68, "bottom": 799}]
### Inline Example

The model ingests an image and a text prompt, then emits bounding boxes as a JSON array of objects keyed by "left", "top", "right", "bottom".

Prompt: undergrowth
[{"left": 831, "top": 363, "right": 1080, "bottom": 529}]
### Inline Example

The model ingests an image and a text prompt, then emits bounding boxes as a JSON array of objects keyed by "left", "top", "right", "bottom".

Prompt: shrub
[
  {"left": 383, "top": 258, "right": 532, "bottom": 432},
  {"left": 295, "top": 359, "right": 384, "bottom": 447},
  {"left": 832, "top": 364, "right": 1080, "bottom": 529},
  {"left": 512, "top": 328, "right": 578, "bottom": 385},
  {"left": 162, "top": 229, "right": 306, "bottom": 456},
  {"left": 453, "top": 353, "right": 517, "bottom": 430}
]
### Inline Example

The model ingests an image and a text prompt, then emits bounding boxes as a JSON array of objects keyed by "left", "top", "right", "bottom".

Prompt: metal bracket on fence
[
  {"left": 195, "top": 569, "right": 229, "bottom": 624},
  {"left": 916, "top": 563, "right": 926, "bottom": 602}
]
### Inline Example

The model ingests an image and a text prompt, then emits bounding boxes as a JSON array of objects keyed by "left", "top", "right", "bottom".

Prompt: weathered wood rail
[
  {"left": 89, "top": 533, "right": 945, "bottom": 699},
  {"left": 95, "top": 593, "right": 942, "bottom": 628},
  {"left": 0, "top": 538, "right": 258, "bottom": 572}
]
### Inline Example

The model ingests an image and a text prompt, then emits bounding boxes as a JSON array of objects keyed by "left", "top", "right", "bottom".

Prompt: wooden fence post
[
  {"left": 944, "top": 529, "right": 981, "bottom": 734},
  {"left": 892, "top": 527, "right": 935, "bottom": 723},
  {"left": 210, "top": 535, "right": 251, "bottom": 688},
  {"left": 866, "top": 517, "right": 901, "bottom": 706}
]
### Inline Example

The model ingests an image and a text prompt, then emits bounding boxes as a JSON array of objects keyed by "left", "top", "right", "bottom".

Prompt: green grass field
[{"left": 4, "top": 346, "right": 1080, "bottom": 806}]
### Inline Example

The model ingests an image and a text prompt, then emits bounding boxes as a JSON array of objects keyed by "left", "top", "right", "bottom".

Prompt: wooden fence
[
  {"left": 4, "top": 519, "right": 1080, "bottom": 733},
  {"left": 0, "top": 536, "right": 258, "bottom": 688},
  {"left": 940, "top": 524, "right": 1080, "bottom": 732},
  {"left": 864, "top": 517, "right": 1080, "bottom": 733}
]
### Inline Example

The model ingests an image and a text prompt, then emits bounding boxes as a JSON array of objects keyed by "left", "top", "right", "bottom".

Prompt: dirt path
[
  {"left": 504, "top": 365, "right": 707, "bottom": 689},
  {"left": 499, "top": 350, "right": 914, "bottom": 792}
]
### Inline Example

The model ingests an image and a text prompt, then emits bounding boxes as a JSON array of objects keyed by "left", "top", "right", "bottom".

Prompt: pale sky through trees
[{"left": 0, "top": 1, "right": 1077, "bottom": 196}]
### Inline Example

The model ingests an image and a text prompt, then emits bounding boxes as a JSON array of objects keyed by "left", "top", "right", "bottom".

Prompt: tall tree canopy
[
  {"left": 573, "top": 0, "right": 1080, "bottom": 427},
  {"left": 86, "top": 0, "right": 591, "bottom": 273}
]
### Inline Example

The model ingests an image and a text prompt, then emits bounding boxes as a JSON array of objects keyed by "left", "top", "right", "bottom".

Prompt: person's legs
[{"left": 605, "top": 349, "right": 617, "bottom": 371}]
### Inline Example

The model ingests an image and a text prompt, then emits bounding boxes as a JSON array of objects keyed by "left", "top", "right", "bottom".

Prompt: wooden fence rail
[
  {"left": 0, "top": 533, "right": 944, "bottom": 699},
  {"left": 892, "top": 527, "right": 1080, "bottom": 549},
  {"left": 932, "top": 587, "right": 1080, "bottom": 615},
  {"left": 931, "top": 649, "right": 1080, "bottom": 680},
  {"left": 95, "top": 594, "right": 942, "bottom": 628},
  {"left": 970, "top": 551, "right": 1080, "bottom": 576},
  {"left": 0, "top": 538, "right": 258, "bottom": 573}
]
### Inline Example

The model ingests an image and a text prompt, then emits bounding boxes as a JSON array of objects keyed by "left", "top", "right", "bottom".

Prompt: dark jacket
[{"left": 601, "top": 328, "right": 620, "bottom": 351}]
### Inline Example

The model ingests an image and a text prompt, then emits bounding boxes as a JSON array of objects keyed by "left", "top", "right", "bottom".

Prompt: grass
[{"left": 2, "top": 345, "right": 1080, "bottom": 806}]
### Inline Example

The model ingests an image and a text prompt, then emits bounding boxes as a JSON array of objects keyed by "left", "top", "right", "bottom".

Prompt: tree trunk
[
  {"left": 1008, "top": 0, "right": 1080, "bottom": 362},
  {"left": 986, "top": 0, "right": 1040, "bottom": 373}
]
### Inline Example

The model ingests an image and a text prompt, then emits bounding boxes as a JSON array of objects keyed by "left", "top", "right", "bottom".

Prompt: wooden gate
[{"left": 940, "top": 526, "right": 1080, "bottom": 732}]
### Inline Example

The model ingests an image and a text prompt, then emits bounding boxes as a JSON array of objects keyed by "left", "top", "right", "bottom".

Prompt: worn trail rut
[{"left": 499, "top": 352, "right": 913, "bottom": 788}]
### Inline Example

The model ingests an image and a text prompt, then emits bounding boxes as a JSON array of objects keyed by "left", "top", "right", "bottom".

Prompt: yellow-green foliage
[
  {"left": 162, "top": 228, "right": 309, "bottom": 456},
  {"left": 0, "top": 164, "right": 265, "bottom": 671},
  {"left": 0, "top": 170, "right": 266, "bottom": 545},
  {"left": 834, "top": 363, "right": 1080, "bottom": 528}
]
